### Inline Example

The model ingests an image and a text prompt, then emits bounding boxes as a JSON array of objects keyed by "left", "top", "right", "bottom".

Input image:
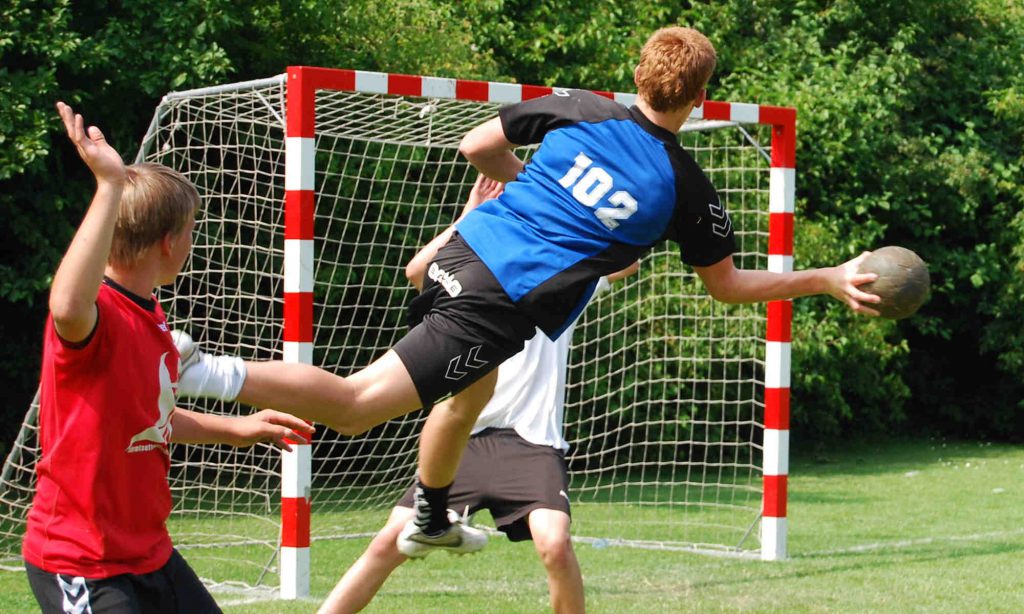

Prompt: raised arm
[
  {"left": 404, "top": 174, "right": 505, "bottom": 290},
  {"left": 458, "top": 117, "right": 524, "bottom": 183},
  {"left": 693, "top": 253, "right": 881, "bottom": 316},
  {"left": 49, "top": 102, "right": 127, "bottom": 342}
]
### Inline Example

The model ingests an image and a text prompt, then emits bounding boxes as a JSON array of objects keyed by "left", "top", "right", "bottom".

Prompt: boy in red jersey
[{"left": 22, "top": 102, "right": 314, "bottom": 614}]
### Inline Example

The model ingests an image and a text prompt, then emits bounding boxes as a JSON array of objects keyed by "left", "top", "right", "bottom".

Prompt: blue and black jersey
[{"left": 456, "top": 89, "right": 734, "bottom": 339}]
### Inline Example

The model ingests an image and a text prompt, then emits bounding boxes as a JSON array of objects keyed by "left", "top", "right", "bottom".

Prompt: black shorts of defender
[
  {"left": 394, "top": 232, "right": 537, "bottom": 407},
  {"left": 25, "top": 549, "right": 220, "bottom": 614},
  {"left": 397, "top": 428, "right": 571, "bottom": 541}
]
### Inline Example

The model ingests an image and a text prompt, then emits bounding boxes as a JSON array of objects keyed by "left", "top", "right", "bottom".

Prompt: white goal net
[{"left": 0, "top": 70, "right": 789, "bottom": 588}]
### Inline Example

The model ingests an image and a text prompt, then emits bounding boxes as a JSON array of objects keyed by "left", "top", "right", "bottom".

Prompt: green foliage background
[{"left": 2, "top": 0, "right": 1022, "bottom": 451}]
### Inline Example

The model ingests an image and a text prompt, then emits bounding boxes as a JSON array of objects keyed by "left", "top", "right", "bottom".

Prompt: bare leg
[
  {"left": 417, "top": 368, "right": 498, "bottom": 487},
  {"left": 238, "top": 350, "right": 422, "bottom": 436},
  {"left": 317, "top": 507, "right": 413, "bottom": 614},
  {"left": 529, "top": 509, "right": 585, "bottom": 614}
]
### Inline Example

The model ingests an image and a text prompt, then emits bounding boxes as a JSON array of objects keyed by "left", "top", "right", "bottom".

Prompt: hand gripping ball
[{"left": 857, "top": 246, "right": 930, "bottom": 319}]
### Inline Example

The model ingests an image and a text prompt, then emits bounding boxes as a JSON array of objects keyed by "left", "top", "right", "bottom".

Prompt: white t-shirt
[{"left": 471, "top": 277, "right": 610, "bottom": 451}]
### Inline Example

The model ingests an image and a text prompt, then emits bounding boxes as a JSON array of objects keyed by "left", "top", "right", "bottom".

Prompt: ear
[
  {"left": 633, "top": 65, "right": 640, "bottom": 87},
  {"left": 160, "top": 233, "right": 174, "bottom": 257},
  {"left": 694, "top": 88, "right": 707, "bottom": 108}
]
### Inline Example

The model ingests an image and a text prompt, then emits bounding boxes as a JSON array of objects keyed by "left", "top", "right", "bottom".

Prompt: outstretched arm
[
  {"left": 694, "top": 253, "right": 881, "bottom": 316},
  {"left": 404, "top": 174, "right": 505, "bottom": 290},
  {"left": 459, "top": 117, "right": 524, "bottom": 183},
  {"left": 170, "top": 407, "right": 315, "bottom": 450},
  {"left": 49, "top": 102, "right": 127, "bottom": 342}
]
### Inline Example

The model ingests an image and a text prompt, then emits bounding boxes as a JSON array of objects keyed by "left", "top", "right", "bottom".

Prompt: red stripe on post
[
  {"left": 388, "top": 73, "right": 422, "bottom": 97},
  {"left": 284, "top": 427, "right": 313, "bottom": 446},
  {"left": 768, "top": 212, "right": 794, "bottom": 256},
  {"left": 758, "top": 105, "right": 796, "bottom": 128},
  {"left": 763, "top": 474, "right": 788, "bottom": 517},
  {"left": 592, "top": 90, "right": 614, "bottom": 100},
  {"left": 701, "top": 101, "right": 732, "bottom": 121},
  {"left": 760, "top": 106, "right": 797, "bottom": 168},
  {"left": 284, "top": 191, "right": 315, "bottom": 240},
  {"left": 522, "top": 84, "right": 553, "bottom": 100},
  {"left": 303, "top": 66, "right": 356, "bottom": 92},
  {"left": 281, "top": 497, "right": 311, "bottom": 548},
  {"left": 283, "top": 292, "right": 314, "bottom": 342},
  {"left": 456, "top": 79, "right": 489, "bottom": 101},
  {"left": 764, "top": 387, "right": 791, "bottom": 430},
  {"left": 286, "top": 67, "right": 315, "bottom": 138},
  {"left": 766, "top": 300, "right": 793, "bottom": 342}
]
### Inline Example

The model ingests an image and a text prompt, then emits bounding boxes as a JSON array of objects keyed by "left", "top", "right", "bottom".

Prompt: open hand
[
  {"left": 232, "top": 409, "right": 316, "bottom": 450},
  {"left": 464, "top": 173, "right": 505, "bottom": 210},
  {"left": 829, "top": 252, "right": 882, "bottom": 316},
  {"left": 56, "top": 102, "right": 126, "bottom": 185}
]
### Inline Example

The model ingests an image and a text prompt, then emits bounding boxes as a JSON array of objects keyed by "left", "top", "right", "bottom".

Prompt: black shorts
[
  {"left": 397, "top": 428, "right": 570, "bottom": 542},
  {"left": 25, "top": 549, "right": 220, "bottom": 614},
  {"left": 394, "top": 232, "right": 537, "bottom": 406}
]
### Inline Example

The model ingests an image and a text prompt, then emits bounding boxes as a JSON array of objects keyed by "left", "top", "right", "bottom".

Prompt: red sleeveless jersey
[{"left": 23, "top": 281, "right": 178, "bottom": 577}]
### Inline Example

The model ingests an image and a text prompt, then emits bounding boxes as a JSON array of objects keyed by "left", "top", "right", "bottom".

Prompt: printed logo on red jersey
[{"left": 126, "top": 351, "right": 175, "bottom": 454}]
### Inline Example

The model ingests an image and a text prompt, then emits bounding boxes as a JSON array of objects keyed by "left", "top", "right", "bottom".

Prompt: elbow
[
  {"left": 706, "top": 285, "right": 742, "bottom": 304},
  {"left": 701, "top": 277, "right": 745, "bottom": 304},
  {"left": 332, "top": 418, "right": 371, "bottom": 438},
  {"left": 404, "top": 262, "right": 424, "bottom": 291},
  {"left": 458, "top": 137, "right": 479, "bottom": 163},
  {"left": 48, "top": 293, "right": 87, "bottom": 327}
]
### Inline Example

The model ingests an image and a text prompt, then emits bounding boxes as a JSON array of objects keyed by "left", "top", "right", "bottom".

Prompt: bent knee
[{"left": 535, "top": 533, "right": 575, "bottom": 565}]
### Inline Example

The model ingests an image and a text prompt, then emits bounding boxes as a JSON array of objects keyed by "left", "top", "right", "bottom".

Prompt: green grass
[{"left": 3, "top": 439, "right": 1022, "bottom": 613}]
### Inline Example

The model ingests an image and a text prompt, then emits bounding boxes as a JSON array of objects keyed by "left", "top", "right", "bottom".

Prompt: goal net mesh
[{"left": 0, "top": 75, "right": 772, "bottom": 584}]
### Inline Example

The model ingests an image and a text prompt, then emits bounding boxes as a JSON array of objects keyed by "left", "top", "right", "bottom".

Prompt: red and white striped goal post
[{"left": 279, "top": 66, "right": 795, "bottom": 597}]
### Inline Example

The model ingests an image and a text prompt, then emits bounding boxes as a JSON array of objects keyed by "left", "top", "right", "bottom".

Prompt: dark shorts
[
  {"left": 394, "top": 232, "right": 537, "bottom": 406},
  {"left": 397, "top": 428, "right": 570, "bottom": 542},
  {"left": 25, "top": 549, "right": 220, "bottom": 614}
]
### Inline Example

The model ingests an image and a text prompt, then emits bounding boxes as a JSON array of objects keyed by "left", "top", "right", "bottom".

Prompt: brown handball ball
[{"left": 857, "top": 246, "right": 930, "bottom": 319}]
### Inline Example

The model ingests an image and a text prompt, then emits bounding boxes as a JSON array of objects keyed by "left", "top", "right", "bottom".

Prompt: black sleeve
[
  {"left": 661, "top": 148, "right": 735, "bottom": 267},
  {"left": 498, "top": 89, "right": 629, "bottom": 145}
]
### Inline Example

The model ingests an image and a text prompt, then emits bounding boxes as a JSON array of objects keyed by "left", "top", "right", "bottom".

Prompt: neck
[
  {"left": 635, "top": 97, "right": 695, "bottom": 134},
  {"left": 104, "top": 263, "right": 159, "bottom": 299}
]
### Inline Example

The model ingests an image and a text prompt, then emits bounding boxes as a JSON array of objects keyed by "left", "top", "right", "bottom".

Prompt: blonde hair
[
  {"left": 635, "top": 27, "right": 717, "bottom": 112},
  {"left": 110, "top": 163, "right": 200, "bottom": 267}
]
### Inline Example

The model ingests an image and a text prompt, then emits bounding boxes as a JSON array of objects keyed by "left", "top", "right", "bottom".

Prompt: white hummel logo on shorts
[
  {"left": 428, "top": 262, "right": 463, "bottom": 297},
  {"left": 57, "top": 575, "right": 92, "bottom": 614},
  {"left": 559, "top": 489, "right": 570, "bottom": 502}
]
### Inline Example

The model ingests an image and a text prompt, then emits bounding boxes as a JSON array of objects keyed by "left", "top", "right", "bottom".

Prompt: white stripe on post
[
  {"left": 488, "top": 82, "right": 522, "bottom": 104},
  {"left": 769, "top": 167, "right": 796, "bottom": 213},
  {"left": 279, "top": 547, "right": 311, "bottom": 599},
  {"left": 761, "top": 516, "right": 788, "bottom": 561},
  {"left": 285, "top": 138, "right": 315, "bottom": 191},
  {"left": 614, "top": 92, "right": 637, "bottom": 107},
  {"left": 768, "top": 254, "right": 794, "bottom": 274},
  {"left": 354, "top": 70, "right": 388, "bottom": 94},
  {"left": 729, "top": 102, "right": 760, "bottom": 124},
  {"left": 422, "top": 76, "right": 456, "bottom": 99},
  {"left": 281, "top": 443, "right": 312, "bottom": 498},
  {"left": 283, "top": 341, "right": 313, "bottom": 365},
  {"left": 764, "top": 342, "right": 792, "bottom": 389},
  {"left": 284, "top": 240, "right": 315, "bottom": 293},
  {"left": 763, "top": 429, "right": 790, "bottom": 476}
]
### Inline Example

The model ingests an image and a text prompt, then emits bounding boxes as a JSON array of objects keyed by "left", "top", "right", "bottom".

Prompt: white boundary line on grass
[{"left": 796, "top": 527, "right": 1024, "bottom": 557}]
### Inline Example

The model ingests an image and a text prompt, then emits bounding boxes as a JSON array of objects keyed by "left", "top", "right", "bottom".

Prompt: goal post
[{"left": 0, "top": 66, "right": 794, "bottom": 597}]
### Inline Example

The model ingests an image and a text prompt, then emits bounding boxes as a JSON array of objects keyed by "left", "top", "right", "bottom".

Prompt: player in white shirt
[{"left": 314, "top": 176, "right": 636, "bottom": 614}]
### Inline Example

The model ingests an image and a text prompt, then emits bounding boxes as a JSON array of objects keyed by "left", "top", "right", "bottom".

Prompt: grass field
[{"left": 2, "top": 438, "right": 1022, "bottom": 613}]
